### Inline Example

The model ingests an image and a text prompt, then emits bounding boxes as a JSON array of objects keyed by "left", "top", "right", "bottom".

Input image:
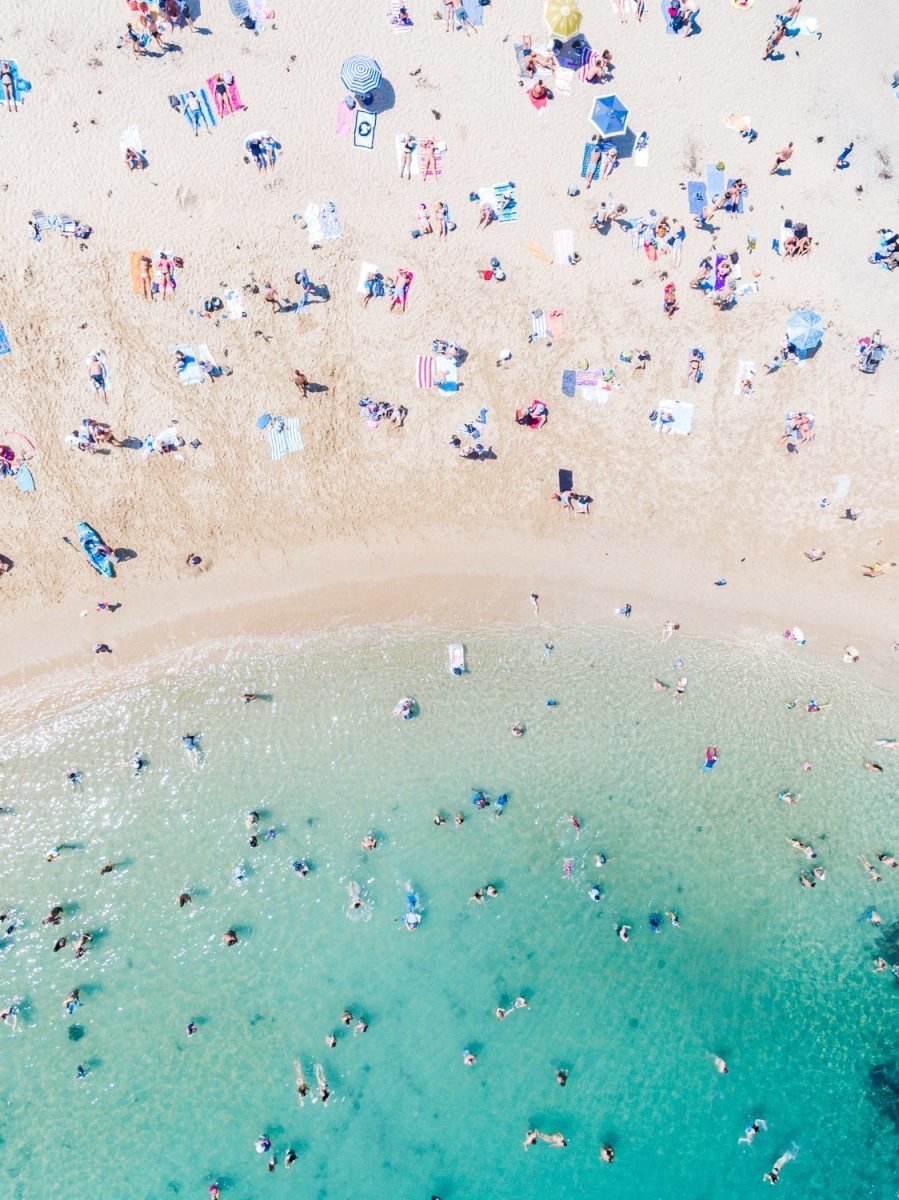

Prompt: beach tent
[{"left": 589, "top": 95, "right": 629, "bottom": 138}]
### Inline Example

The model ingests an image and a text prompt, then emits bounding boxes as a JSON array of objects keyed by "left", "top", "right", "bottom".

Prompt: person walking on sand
[{"left": 769, "top": 143, "right": 793, "bottom": 175}]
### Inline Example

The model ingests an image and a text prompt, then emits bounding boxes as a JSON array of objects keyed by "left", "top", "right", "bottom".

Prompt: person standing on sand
[{"left": 769, "top": 143, "right": 793, "bottom": 174}]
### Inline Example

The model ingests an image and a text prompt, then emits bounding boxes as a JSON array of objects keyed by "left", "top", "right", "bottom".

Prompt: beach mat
[
  {"left": 529, "top": 309, "right": 547, "bottom": 342},
  {"left": 119, "top": 124, "right": 143, "bottom": 157},
  {"left": 653, "top": 401, "right": 693, "bottom": 435},
  {"left": 553, "top": 230, "right": 574, "bottom": 264},
  {"left": 320, "top": 201, "right": 342, "bottom": 239},
  {"left": 334, "top": 100, "right": 354, "bottom": 135},
  {"left": 354, "top": 109, "right": 376, "bottom": 151},
  {"left": 269, "top": 417, "right": 304, "bottom": 460},
  {"left": 547, "top": 309, "right": 565, "bottom": 339},
  {"left": 687, "top": 181, "right": 707, "bottom": 216},
  {"left": 206, "top": 74, "right": 244, "bottom": 118},
  {"left": 356, "top": 261, "right": 379, "bottom": 293},
  {"left": 303, "top": 203, "right": 323, "bottom": 245},
  {"left": 559, "top": 468, "right": 573, "bottom": 493},
  {"left": 706, "top": 163, "right": 725, "bottom": 199},
  {"left": 481, "top": 182, "right": 517, "bottom": 223},
  {"left": 634, "top": 144, "right": 649, "bottom": 168},
  {"left": 416, "top": 355, "right": 434, "bottom": 388},
  {"left": 130, "top": 249, "right": 152, "bottom": 294},
  {"left": 734, "top": 361, "right": 755, "bottom": 394},
  {"left": 434, "top": 355, "right": 458, "bottom": 390},
  {"left": 16, "top": 463, "right": 34, "bottom": 493},
  {"left": 0, "top": 320, "right": 10, "bottom": 356},
  {"left": 555, "top": 66, "right": 575, "bottom": 95},
  {"left": 178, "top": 89, "right": 216, "bottom": 133}
]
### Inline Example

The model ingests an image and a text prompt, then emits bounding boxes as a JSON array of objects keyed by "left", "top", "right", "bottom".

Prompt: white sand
[{"left": 0, "top": 1, "right": 898, "bottom": 724}]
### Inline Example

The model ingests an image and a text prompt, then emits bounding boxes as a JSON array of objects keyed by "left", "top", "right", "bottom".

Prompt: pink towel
[
  {"left": 416, "top": 355, "right": 434, "bottom": 388},
  {"left": 334, "top": 101, "right": 354, "bottom": 136},
  {"left": 547, "top": 309, "right": 565, "bottom": 339},
  {"left": 207, "top": 74, "right": 244, "bottom": 119},
  {"left": 528, "top": 87, "right": 548, "bottom": 110}
]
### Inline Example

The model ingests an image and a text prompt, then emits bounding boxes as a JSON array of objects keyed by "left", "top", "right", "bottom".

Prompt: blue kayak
[{"left": 77, "top": 521, "right": 115, "bottom": 578}]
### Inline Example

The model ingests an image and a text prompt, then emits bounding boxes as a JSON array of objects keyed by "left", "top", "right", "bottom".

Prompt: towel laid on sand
[
  {"left": 354, "top": 109, "right": 376, "bottom": 150},
  {"left": 269, "top": 417, "right": 304, "bottom": 460},
  {"left": 207, "top": 73, "right": 244, "bottom": 118}
]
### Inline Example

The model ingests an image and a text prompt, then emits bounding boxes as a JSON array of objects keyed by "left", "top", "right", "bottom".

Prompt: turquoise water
[{"left": 1, "top": 625, "right": 898, "bottom": 1199}]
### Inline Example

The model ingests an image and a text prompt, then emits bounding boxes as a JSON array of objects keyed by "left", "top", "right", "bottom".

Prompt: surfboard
[{"left": 16, "top": 464, "right": 34, "bottom": 493}]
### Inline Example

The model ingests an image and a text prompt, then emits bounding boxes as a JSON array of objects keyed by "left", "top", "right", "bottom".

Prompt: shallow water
[{"left": 1, "top": 624, "right": 897, "bottom": 1199}]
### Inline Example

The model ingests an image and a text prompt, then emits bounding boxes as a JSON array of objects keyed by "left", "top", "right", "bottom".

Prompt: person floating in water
[
  {"left": 739, "top": 1118, "right": 767, "bottom": 1145},
  {"left": 284, "top": 1147, "right": 297, "bottom": 1168},
  {"left": 294, "top": 1060, "right": 309, "bottom": 1106},
  {"left": 255, "top": 1135, "right": 271, "bottom": 1154},
  {"left": 67, "top": 771, "right": 82, "bottom": 788},
  {"left": 182, "top": 733, "right": 202, "bottom": 766},
  {"left": 314, "top": 1061, "right": 330, "bottom": 1104},
  {"left": 764, "top": 1150, "right": 794, "bottom": 1185},
  {"left": 64, "top": 988, "right": 81, "bottom": 1015},
  {"left": 130, "top": 749, "right": 145, "bottom": 778},
  {"left": 493, "top": 793, "right": 508, "bottom": 818},
  {"left": 392, "top": 696, "right": 415, "bottom": 720}
]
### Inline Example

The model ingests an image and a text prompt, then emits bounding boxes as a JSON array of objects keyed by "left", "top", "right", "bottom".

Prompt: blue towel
[
  {"left": 687, "top": 181, "right": 707, "bottom": 216},
  {"left": 0, "top": 320, "right": 10, "bottom": 356},
  {"left": 228, "top": 0, "right": 251, "bottom": 17},
  {"left": 706, "top": 164, "right": 725, "bottom": 199},
  {"left": 661, "top": 0, "right": 678, "bottom": 34},
  {"left": 493, "top": 184, "right": 517, "bottom": 223},
  {"left": 3, "top": 60, "right": 32, "bottom": 104},
  {"left": 179, "top": 89, "right": 216, "bottom": 133},
  {"left": 581, "top": 141, "right": 601, "bottom": 177},
  {"left": 469, "top": 2, "right": 484, "bottom": 25},
  {"left": 561, "top": 370, "right": 576, "bottom": 397},
  {"left": 724, "top": 178, "right": 746, "bottom": 213}
]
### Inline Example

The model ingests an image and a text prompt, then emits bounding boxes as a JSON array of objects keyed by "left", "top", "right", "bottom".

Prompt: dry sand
[{"left": 0, "top": 1, "right": 898, "bottom": 728}]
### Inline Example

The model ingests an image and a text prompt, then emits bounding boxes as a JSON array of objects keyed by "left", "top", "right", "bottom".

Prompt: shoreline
[{"left": 3, "top": 531, "right": 897, "bottom": 736}]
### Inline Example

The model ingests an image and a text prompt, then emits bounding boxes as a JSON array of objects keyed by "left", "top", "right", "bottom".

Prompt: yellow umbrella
[{"left": 544, "top": 0, "right": 582, "bottom": 38}]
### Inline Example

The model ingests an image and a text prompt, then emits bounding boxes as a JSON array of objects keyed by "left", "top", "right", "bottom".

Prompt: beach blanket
[
  {"left": 435, "top": 355, "right": 459, "bottom": 391},
  {"left": 130, "top": 249, "right": 152, "bottom": 294},
  {"left": 207, "top": 74, "right": 243, "bottom": 118},
  {"left": 714, "top": 254, "right": 730, "bottom": 290},
  {"left": 354, "top": 109, "right": 377, "bottom": 151},
  {"left": 514, "top": 44, "right": 552, "bottom": 79},
  {"left": 653, "top": 401, "right": 693, "bottom": 435},
  {"left": 334, "top": 99, "right": 354, "bottom": 135},
  {"left": 416, "top": 355, "right": 434, "bottom": 389},
  {"left": 119, "top": 124, "right": 144, "bottom": 158},
  {"left": 421, "top": 141, "right": 445, "bottom": 181},
  {"left": 0, "top": 59, "right": 31, "bottom": 106},
  {"left": 555, "top": 66, "right": 575, "bottom": 95},
  {"left": 303, "top": 203, "right": 323, "bottom": 245},
  {"left": 734, "top": 361, "right": 755, "bottom": 394},
  {"left": 787, "top": 15, "right": 819, "bottom": 36},
  {"left": 725, "top": 178, "right": 746, "bottom": 213},
  {"left": 223, "top": 288, "right": 245, "bottom": 319},
  {"left": 390, "top": 1, "right": 414, "bottom": 30},
  {"left": 529, "top": 310, "right": 548, "bottom": 342},
  {"left": 553, "top": 230, "right": 574, "bottom": 265},
  {"left": 320, "top": 201, "right": 342, "bottom": 239},
  {"left": 706, "top": 163, "right": 725, "bottom": 200},
  {"left": 480, "top": 182, "right": 517, "bottom": 223},
  {"left": 356, "top": 261, "right": 380, "bottom": 293},
  {"left": 171, "top": 343, "right": 205, "bottom": 385},
  {"left": 268, "top": 417, "right": 304, "bottom": 460},
  {"left": 178, "top": 89, "right": 216, "bottom": 134},
  {"left": 547, "top": 309, "right": 565, "bottom": 339},
  {"left": 687, "top": 181, "right": 708, "bottom": 216},
  {"left": 634, "top": 144, "right": 649, "bottom": 168},
  {"left": 0, "top": 321, "right": 10, "bottom": 357},
  {"left": 470, "top": 0, "right": 484, "bottom": 24},
  {"left": 581, "top": 141, "right": 602, "bottom": 178},
  {"left": 396, "top": 134, "right": 421, "bottom": 176}
]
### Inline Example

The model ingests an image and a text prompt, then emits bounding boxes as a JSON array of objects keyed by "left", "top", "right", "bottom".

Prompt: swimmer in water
[
  {"left": 542, "top": 641, "right": 554, "bottom": 663},
  {"left": 177, "top": 892, "right": 192, "bottom": 907},
  {"left": 665, "top": 910, "right": 680, "bottom": 927},
  {"left": 53, "top": 937, "right": 67, "bottom": 952},
  {"left": 878, "top": 853, "right": 899, "bottom": 868},
  {"left": 99, "top": 861, "right": 115, "bottom": 875},
  {"left": 131, "top": 749, "right": 145, "bottom": 777},
  {"left": 540, "top": 1132, "right": 567, "bottom": 1147},
  {"left": 493, "top": 793, "right": 508, "bottom": 817},
  {"left": 186, "top": 1022, "right": 198, "bottom": 1036},
  {"left": 863, "top": 760, "right": 884, "bottom": 773},
  {"left": 314, "top": 1061, "right": 330, "bottom": 1104},
  {"left": 763, "top": 1150, "right": 794, "bottom": 1185},
  {"left": 812, "top": 865, "right": 826, "bottom": 881},
  {"left": 673, "top": 677, "right": 687, "bottom": 701},
  {"left": 463, "top": 1049, "right": 477, "bottom": 1066},
  {"left": 495, "top": 1006, "right": 508, "bottom": 1021},
  {"left": 600, "top": 1145, "right": 615, "bottom": 1163},
  {"left": 863, "top": 908, "right": 882, "bottom": 925},
  {"left": 485, "top": 884, "right": 498, "bottom": 898},
  {"left": 43, "top": 905, "right": 64, "bottom": 925},
  {"left": 64, "top": 988, "right": 81, "bottom": 1015},
  {"left": 267, "top": 1157, "right": 276, "bottom": 1173},
  {"left": 777, "top": 790, "right": 799, "bottom": 805},
  {"left": 510, "top": 722, "right": 525, "bottom": 737},
  {"left": 294, "top": 1060, "right": 309, "bottom": 1106},
  {"left": 788, "top": 838, "right": 816, "bottom": 859},
  {"left": 587, "top": 885, "right": 603, "bottom": 902},
  {"left": 739, "top": 1118, "right": 768, "bottom": 1145},
  {"left": 73, "top": 932, "right": 92, "bottom": 958},
  {"left": 67, "top": 771, "right": 82, "bottom": 788},
  {"left": 556, "top": 1068, "right": 568, "bottom": 1086},
  {"left": 469, "top": 889, "right": 485, "bottom": 904},
  {"left": 223, "top": 930, "right": 239, "bottom": 946},
  {"left": 713, "top": 1055, "right": 728, "bottom": 1074},
  {"left": 341, "top": 1010, "right": 353, "bottom": 1025},
  {"left": 241, "top": 692, "right": 258, "bottom": 704},
  {"left": 361, "top": 834, "right": 377, "bottom": 850},
  {"left": 292, "top": 859, "right": 310, "bottom": 876},
  {"left": 800, "top": 872, "right": 816, "bottom": 889},
  {"left": 874, "top": 739, "right": 898, "bottom": 750},
  {"left": 563, "top": 858, "right": 574, "bottom": 879},
  {"left": 182, "top": 733, "right": 202, "bottom": 766},
  {"left": 569, "top": 815, "right": 582, "bottom": 838},
  {"left": 453, "top": 812, "right": 464, "bottom": 825},
  {"left": 209, "top": 1186, "right": 221, "bottom": 1200},
  {"left": 872, "top": 958, "right": 889, "bottom": 972},
  {"left": 651, "top": 676, "right": 669, "bottom": 692},
  {"left": 245, "top": 811, "right": 260, "bottom": 830},
  {"left": 255, "top": 1135, "right": 271, "bottom": 1154},
  {"left": 617, "top": 924, "right": 631, "bottom": 942},
  {"left": 595, "top": 853, "right": 607, "bottom": 868},
  {"left": 0, "top": 1004, "right": 19, "bottom": 1031},
  {"left": 523, "top": 1129, "right": 539, "bottom": 1150},
  {"left": 433, "top": 812, "right": 446, "bottom": 826},
  {"left": 649, "top": 913, "right": 662, "bottom": 933},
  {"left": 860, "top": 856, "right": 883, "bottom": 882},
  {"left": 285, "top": 1148, "right": 297, "bottom": 1168}
]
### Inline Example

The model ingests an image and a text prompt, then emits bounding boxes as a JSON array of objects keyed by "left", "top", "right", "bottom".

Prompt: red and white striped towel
[{"left": 416, "top": 355, "right": 434, "bottom": 388}]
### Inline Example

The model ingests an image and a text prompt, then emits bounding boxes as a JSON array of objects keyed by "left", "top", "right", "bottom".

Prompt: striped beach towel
[
  {"left": 320, "top": 201, "right": 342, "bottom": 239},
  {"left": 0, "top": 321, "right": 10, "bottom": 356},
  {"left": 178, "top": 89, "right": 216, "bottom": 134},
  {"left": 555, "top": 66, "right": 575, "bottom": 95},
  {"left": 553, "top": 230, "right": 574, "bottom": 264},
  {"left": 547, "top": 309, "right": 565, "bottom": 339},
  {"left": 422, "top": 143, "right": 444, "bottom": 181},
  {"left": 481, "top": 183, "right": 517, "bottom": 223},
  {"left": 416, "top": 355, "right": 434, "bottom": 388},
  {"left": 268, "top": 417, "right": 304, "bottom": 460},
  {"left": 529, "top": 310, "right": 548, "bottom": 342}
]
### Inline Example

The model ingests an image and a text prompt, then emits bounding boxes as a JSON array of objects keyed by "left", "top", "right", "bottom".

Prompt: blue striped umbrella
[
  {"left": 340, "top": 55, "right": 382, "bottom": 96},
  {"left": 589, "top": 94, "right": 629, "bottom": 138},
  {"left": 785, "top": 308, "right": 824, "bottom": 353}
]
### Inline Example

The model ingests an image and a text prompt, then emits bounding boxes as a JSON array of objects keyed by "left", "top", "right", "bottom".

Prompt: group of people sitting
[
  {"left": 246, "top": 134, "right": 280, "bottom": 172},
  {"left": 515, "top": 400, "right": 548, "bottom": 429},
  {"left": 358, "top": 397, "right": 408, "bottom": 428},
  {"left": 68, "top": 418, "right": 125, "bottom": 453},
  {"left": 869, "top": 228, "right": 899, "bottom": 271},
  {"left": 361, "top": 269, "right": 413, "bottom": 311},
  {"left": 783, "top": 220, "right": 811, "bottom": 257},
  {"left": 550, "top": 490, "right": 592, "bottom": 514}
]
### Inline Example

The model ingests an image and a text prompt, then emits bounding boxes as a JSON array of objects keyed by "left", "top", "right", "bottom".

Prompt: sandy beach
[{"left": 1, "top": 1, "right": 898, "bottom": 722}]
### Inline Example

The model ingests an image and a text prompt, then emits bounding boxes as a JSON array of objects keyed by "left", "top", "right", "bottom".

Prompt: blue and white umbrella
[
  {"left": 589, "top": 94, "right": 629, "bottom": 138},
  {"left": 785, "top": 308, "right": 824, "bottom": 353},
  {"left": 340, "top": 55, "right": 382, "bottom": 96}
]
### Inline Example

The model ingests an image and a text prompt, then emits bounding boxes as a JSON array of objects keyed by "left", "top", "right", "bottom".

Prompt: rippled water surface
[{"left": 1, "top": 625, "right": 897, "bottom": 1199}]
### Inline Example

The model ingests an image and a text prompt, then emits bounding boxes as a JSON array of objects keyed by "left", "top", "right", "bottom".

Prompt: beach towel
[
  {"left": 16, "top": 463, "right": 34, "bottom": 493},
  {"left": 207, "top": 73, "right": 243, "bottom": 119},
  {"left": 581, "top": 141, "right": 602, "bottom": 178},
  {"left": 356, "top": 261, "right": 380, "bottom": 293},
  {"left": 334, "top": 99, "right": 354, "bottom": 135},
  {"left": 527, "top": 240, "right": 553, "bottom": 264},
  {"left": 687, "top": 181, "right": 708, "bottom": 216},
  {"left": 268, "top": 417, "right": 304, "bottom": 460},
  {"left": 223, "top": 288, "right": 245, "bottom": 319},
  {"left": 0, "top": 321, "right": 10, "bottom": 356},
  {"left": 130, "top": 250, "right": 152, "bottom": 294},
  {"left": 86, "top": 350, "right": 109, "bottom": 394},
  {"left": 303, "top": 203, "right": 324, "bottom": 246},
  {"left": 421, "top": 141, "right": 445, "bottom": 181},
  {"left": 561, "top": 370, "right": 577, "bottom": 397},
  {"left": 653, "top": 401, "right": 693, "bottom": 435},
  {"left": 481, "top": 182, "right": 517, "bottom": 223},
  {"left": 555, "top": 66, "right": 575, "bottom": 95},
  {"left": 434, "top": 355, "right": 459, "bottom": 391},
  {"left": 354, "top": 109, "right": 376, "bottom": 151},
  {"left": 725, "top": 178, "right": 746, "bottom": 213},
  {"left": 734, "top": 361, "right": 755, "bottom": 394},
  {"left": 396, "top": 133, "right": 421, "bottom": 176},
  {"left": 320, "top": 201, "right": 342, "bottom": 239},
  {"left": 390, "top": 1, "right": 414, "bottom": 30},
  {"left": 514, "top": 44, "right": 552, "bottom": 79},
  {"left": 0, "top": 60, "right": 31, "bottom": 106},
  {"left": 171, "top": 344, "right": 205, "bottom": 385},
  {"left": 612, "top": 0, "right": 640, "bottom": 11},
  {"left": 714, "top": 254, "right": 730, "bottom": 290},
  {"left": 787, "top": 15, "right": 819, "bottom": 36},
  {"left": 470, "top": 0, "right": 484, "bottom": 24},
  {"left": 723, "top": 113, "right": 752, "bottom": 133},
  {"left": 119, "top": 124, "right": 144, "bottom": 159},
  {"left": 390, "top": 268, "right": 413, "bottom": 309},
  {"left": 178, "top": 89, "right": 216, "bottom": 134},
  {"left": 661, "top": 0, "right": 678, "bottom": 34},
  {"left": 547, "top": 309, "right": 565, "bottom": 339},
  {"left": 553, "top": 230, "right": 574, "bottom": 265},
  {"left": 228, "top": 0, "right": 251, "bottom": 17},
  {"left": 416, "top": 355, "right": 434, "bottom": 388},
  {"left": 706, "top": 163, "right": 725, "bottom": 200},
  {"left": 529, "top": 310, "right": 548, "bottom": 342},
  {"left": 634, "top": 144, "right": 649, "bottom": 168}
]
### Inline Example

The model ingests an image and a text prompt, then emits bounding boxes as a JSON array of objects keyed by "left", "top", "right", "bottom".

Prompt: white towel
[
  {"left": 356, "top": 261, "right": 379, "bottom": 294},
  {"left": 733, "top": 361, "right": 755, "bottom": 395},
  {"left": 529, "top": 309, "right": 547, "bottom": 341},
  {"left": 396, "top": 134, "right": 420, "bottom": 176},
  {"left": 634, "top": 145, "right": 649, "bottom": 168},
  {"left": 119, "top": 124, "right": 142, "bottom": 156},
  {"left": 223, "top": 288, "right": 245, "bottom": 319},
  {"left": 303, "top": 202, "right": 324, "bottom": 246},
  {"left": 790, "top": 15, "right": 819, "bottom": 35},
  {"left": 554, "top": 66, "right": 575, "bottom": 95},
  {"left": 553, "top": 230, "right": 574, "bottom": 264}
]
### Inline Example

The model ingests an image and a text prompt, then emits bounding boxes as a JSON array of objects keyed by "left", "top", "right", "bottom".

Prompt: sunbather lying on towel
[{"left": 515, "top": 400, "right": 548, "bottom": 429}]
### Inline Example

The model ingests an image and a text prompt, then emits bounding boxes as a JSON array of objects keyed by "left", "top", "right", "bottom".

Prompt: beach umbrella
[
  {"left": 544, "top": 0, "right": 582, "bottom": 37},
  {"left": 589, "top": 95, "right": 629, "bottom": 138},
  {"left": 785, "top": 308, "right": 824, "bottom": 352},
  {"left": 340, "top": 55, "right": 382, "bottom": 97}
]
